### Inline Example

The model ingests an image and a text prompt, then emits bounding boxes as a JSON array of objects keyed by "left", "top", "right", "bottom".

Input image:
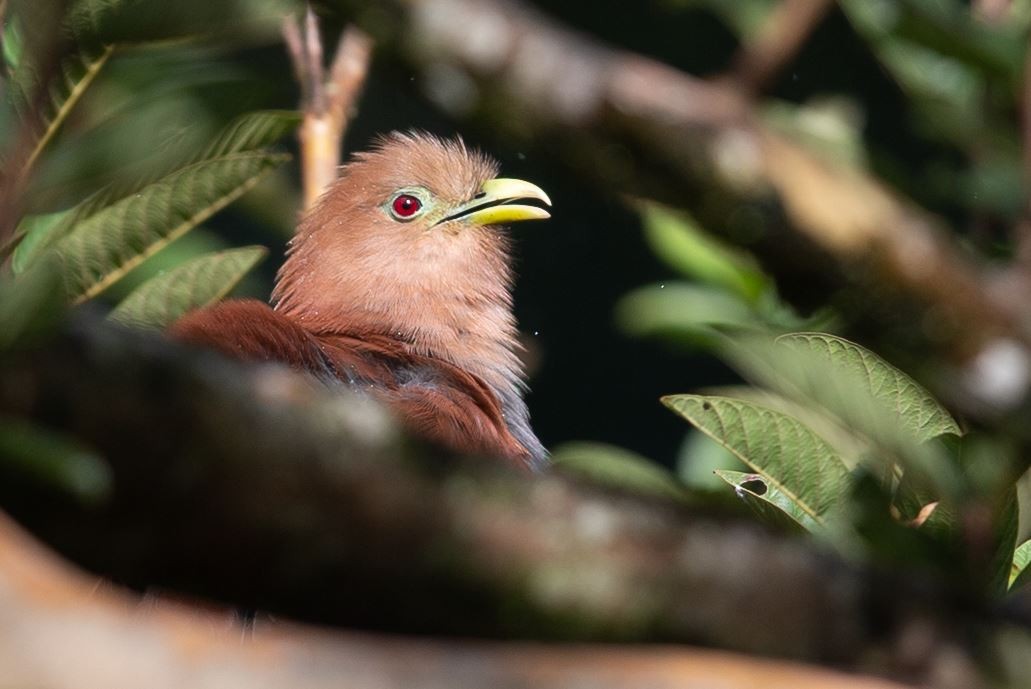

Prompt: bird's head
[
  {"left": 273, "top": 131, "right": 550, "bottom": 391},
  {"left": 351, "top": 134, "right": 551, "bottom": 236}
]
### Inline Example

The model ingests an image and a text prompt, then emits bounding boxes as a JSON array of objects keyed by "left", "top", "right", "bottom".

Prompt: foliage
[
  {"left": 1, "top": 2, "right": 297, "bottom": 327},
  {"left": 0, "top": 0, "right": 299, "bottom": 516},
  {"left": 109, "top": 246, "right": 267, "bottom": 330}
]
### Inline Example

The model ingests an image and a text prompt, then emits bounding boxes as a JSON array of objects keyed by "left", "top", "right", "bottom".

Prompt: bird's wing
[
  {"left": 169, "top": 300, "right": 338, "bottom": 380},
  {"left": 317, "top": 332, "right": 534, "bottom": 467},
  {"left": 170, "top": 301, "right": 535, "bottom": 467}
]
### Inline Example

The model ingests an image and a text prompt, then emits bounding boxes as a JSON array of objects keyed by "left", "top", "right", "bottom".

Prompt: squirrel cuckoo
[{"left": 171, "top": 132, "right": 550, "bottom": 469}]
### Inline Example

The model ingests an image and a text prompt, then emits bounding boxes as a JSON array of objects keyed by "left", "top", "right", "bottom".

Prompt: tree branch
[
  {"left": 0, "top": 510, "right": 911, "bottom": 689},
  {"left": 0, "top": 316, "right": 994, "bottom": 684}
]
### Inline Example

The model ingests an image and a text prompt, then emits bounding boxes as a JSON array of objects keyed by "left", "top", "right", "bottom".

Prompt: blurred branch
[
  {"left": 284, "top": 10, "right": 372, "bottom": 210},
  {"left": 0, "top": 315, "right": 991, "bottom": 684},
  {"left": 0, "top": 511, "right": 913, "bottom": 689},
  {"left": 726, "top": 0, "right": 833, "bottom": 94},
  {"left": 341, "top": 0, "right": 1031, "bottom": 416},
  {"left": 974, "top": 0, "right": 1012, "bottom": 24}
]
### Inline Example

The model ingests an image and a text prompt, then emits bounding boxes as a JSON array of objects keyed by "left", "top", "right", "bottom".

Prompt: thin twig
[
  {"left": 283, "top": 10, "right": 372, "bottom": 211},
  {"left": 726, "top": 0, "right": 833, "bottom": 95}
]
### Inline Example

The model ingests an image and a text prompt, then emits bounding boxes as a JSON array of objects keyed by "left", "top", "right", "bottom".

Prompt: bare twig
[
  {"left": 283, "top": 10, "right": 372, "bottom": 210},
  {"left": 0, "top": 511, "right": 911, "bottom": 689},
  {"left": 726, "top": 0, "right": 834, "bottom": 95}
]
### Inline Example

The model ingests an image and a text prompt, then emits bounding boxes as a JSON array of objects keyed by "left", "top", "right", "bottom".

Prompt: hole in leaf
[
  {"left": 702, "top": 402, "right": 712, "bottom": 410},
  {"left": 740, "top": 477, "right": 767, "bottom": 496}
]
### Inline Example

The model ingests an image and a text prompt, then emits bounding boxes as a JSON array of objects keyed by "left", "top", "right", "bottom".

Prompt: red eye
[{"left": 391, "top": 194, "right": 422, "bottom": 219}]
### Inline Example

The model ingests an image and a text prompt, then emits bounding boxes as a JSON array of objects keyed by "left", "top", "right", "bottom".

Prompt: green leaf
[
  {"left": 776, "top": 333, "right": 961, "bottom": 441},
  {"left": 65, "top": 0, "right": 296, "bottom": 44},
  {"left": 13, "top": 110, "right": 297, "bottom": 273},
  {"left": 663, "top": 394, "right": 850, "bottom": 522},
  {"left": 8, "top": 209, "right": 72, "bottom": 271},
  {"left": 0, "top": 255, "right": 67, "bottom": 350},
  {"left": 703, "top": 385, "right": 870, "bottom": 467},
  {"left": 12, "top": 182, "right": 141, "bottom": 273},
  {"left": 990, "top": 488, "right": 1020, "bottom": 596},
  {"left": 551, "top": 442, "right": 689, "bottom": 502},
  {"left": 19, "top": 45, "right": 116, "bottom": 175},
  {"left": 639, "top": 204, "right": 767, "bottom": 302},
  {"left": 0, "top": 415, "right": 111, "bottom": 504},
  {"left": 110, "top": 245, "right": 266, "bottom": 330},
  {"left": 3, "top": 13, "right": 25, "bottom": 73},
  {"left": 1011, "top": 540, "right": 1031, "bottom": 590},
  {"left": 54, "top": 150, "right": 288, "bottom": 303},
  {"left": 616, "top": 282, "right": 758, "bottom": 347},
  {"left": 201, "top": 110, "right": 301, "bottom": 160},
  {"left": 676, "top": 429, "right": 744, "bottom": 491},
  {"left": 722, "top": 332, "right": 963, "bottom": 500},
  {"left": 714, "top": 470, "right": 814, "bottom": 534}
]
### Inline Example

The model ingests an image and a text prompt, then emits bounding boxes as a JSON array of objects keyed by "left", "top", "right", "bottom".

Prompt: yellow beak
[{"left": 438, "top": 178, "right": 552, "bottom": 227}]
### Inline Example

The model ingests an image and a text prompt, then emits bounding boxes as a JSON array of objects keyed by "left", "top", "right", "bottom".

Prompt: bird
[{"left": 170, "top": 132, "right": 551, "bottom": 470}]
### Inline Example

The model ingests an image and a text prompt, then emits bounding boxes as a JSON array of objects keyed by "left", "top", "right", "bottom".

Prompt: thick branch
[
  {"left": 0, "top": 511, "right": 910, "bottom": 689},
  {"left": 0, "top": 316, "right": 994, "bottom": 684}
]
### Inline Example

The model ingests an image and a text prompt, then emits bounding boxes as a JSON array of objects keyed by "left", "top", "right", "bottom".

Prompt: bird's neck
[{"left": 271, "top": 229, "right": 524, "bottom": 401}]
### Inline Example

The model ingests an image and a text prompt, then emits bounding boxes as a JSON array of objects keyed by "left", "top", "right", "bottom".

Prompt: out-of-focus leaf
[
  {"left": 16, "top": 108, "right": 297, "bottom": 272},
  {"left": 639, "top": 204, "right": 767, "bottom": 302},
  {"left": 676, "top": 430, "right": 744, "bottom": 491},
  {"left": 1011, "top": 540, "right": 1031, "bottom": 590},
  {"left": 762, "top": 97, "right": 868, "bottom": 169},
  {"left": 990, "top": 488, "right": 1020, "bottom": 596},
  {"left": 17, "top": 45, "right": 116, "bottom": 175},
  {"left": 0, "top": 416, "right": 111, "bottom": 504},
  {"left": 963, "top": 150, "right": 1025, "bottom": 218},
  {"left": 9, "top": 210, "right": 71, "bottom": 272},
  {"left": 54, "top": 150, "right": 288, "bottom": 303},
  {"left": 2, "top": 13, "right": 25, "bottom": 73},
  {"left": 66, "top": 0, "right": 297, "bottom": 44},
  {"left": 663, "top": 394, "right": 850, "bottom": 522},
  {"left": 841, "top": 0, "right": 1024, "bottom": 82},
  {"left": 714, "top": 470, "right": 814, "bottom": 534},
  {"left": 551, "top": 441, "right": 689, "bottom": 502},
  {"left": 0, "top": 256, "right": 67, "bottom": 350},
  {"left": 201, "top": 110, "right": 301, "bottom": 160},
  {"left": 616, "top": 282, "right": 758, "bottom": 347},
  {"left": 110, "top": 245, "right": 266, "bottom": 329},
  {"left": 839, "top": 0, "right": 1023, "bottom": 148}
]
